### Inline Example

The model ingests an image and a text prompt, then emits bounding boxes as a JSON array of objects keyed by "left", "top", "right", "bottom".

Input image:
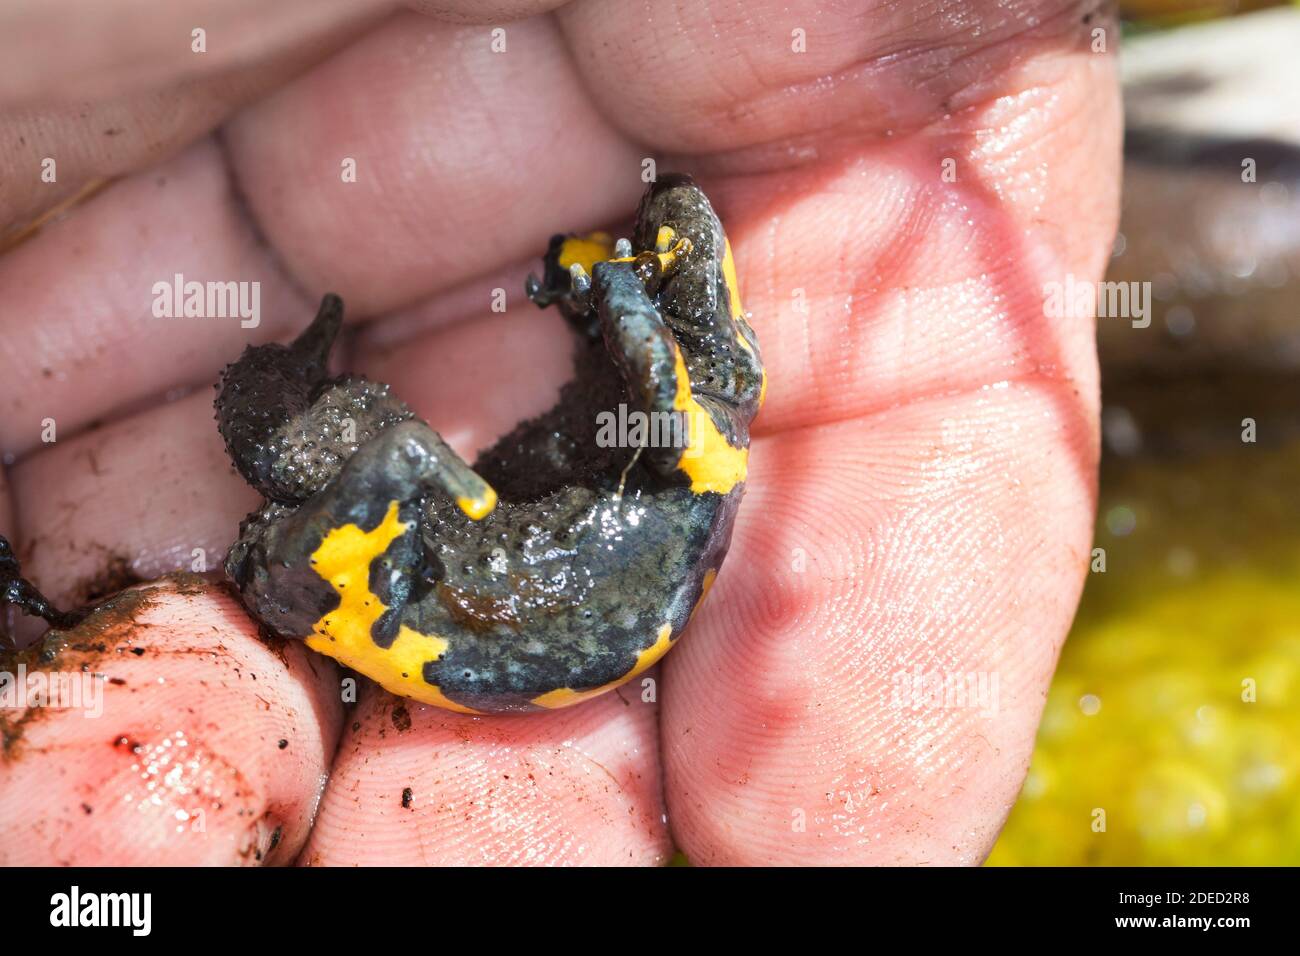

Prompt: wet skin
[{"left": 214, "top": 175, "right": 764, "bottom": 714}]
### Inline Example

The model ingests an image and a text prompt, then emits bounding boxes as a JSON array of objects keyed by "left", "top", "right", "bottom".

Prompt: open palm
[{"left": 0, "top": 0, "right": 1117, "bottom": 865}]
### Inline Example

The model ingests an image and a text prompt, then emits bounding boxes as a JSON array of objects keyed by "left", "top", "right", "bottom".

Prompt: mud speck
[
  {"left": 74, "top": 555, "right": 144, "bottom": 605},
  {"left": 0, "top": 586, "right": 157, "bottom": 760},
  {"left": 391, "top": 703, "right": 412, "bottom": 733},
  {"left": 167, "top": 572, "right": 216, "bottom": 597}
]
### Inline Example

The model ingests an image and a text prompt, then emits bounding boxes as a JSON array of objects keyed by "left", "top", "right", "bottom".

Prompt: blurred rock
[{"left": 1101, "top": 8, "right": 1300, "bottom": 378}]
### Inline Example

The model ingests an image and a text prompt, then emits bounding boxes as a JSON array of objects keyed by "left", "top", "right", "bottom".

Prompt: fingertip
[
  {"left": 304, "top": 681, "right": 670, "bottom": 866},
  {"left": 0, "top": 580, "right": 342, "bottom": 865}
]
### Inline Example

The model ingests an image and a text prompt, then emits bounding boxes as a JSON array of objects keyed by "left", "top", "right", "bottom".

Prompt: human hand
[{"left": 0, "top": 0, "right": 1118, "bottom": 865}]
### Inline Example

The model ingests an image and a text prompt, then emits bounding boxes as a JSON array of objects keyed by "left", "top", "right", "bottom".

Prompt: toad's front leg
[{"left": 226, "top": 418, "right": 496, "bottom": 645}]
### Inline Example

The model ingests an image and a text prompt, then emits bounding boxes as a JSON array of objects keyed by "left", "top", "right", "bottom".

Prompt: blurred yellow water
[
  {"left": 1120, "top": 0, "right": 1291, "bottom": 27},
  {"left": 987, "top": 441, "right": 1300, "bottom": 865}
]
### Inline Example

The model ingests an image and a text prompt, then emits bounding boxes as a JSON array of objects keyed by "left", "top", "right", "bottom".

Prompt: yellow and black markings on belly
[
  {"left": 722, "top": 237, "right": 767, "bottom": 409},
  {"left": 304, "top": 500, "right": 683, "bottom": 712},
  {"left": 305, "top": 501, "right": 479, "bottom": 714},
  {"left": 531, "top": 622, "right": 674, "bottom": 709},
  {"left": 671, "top": 350, "right": 748, "bottom": 495},
  {"left": 675, "top": 235, "right": 753, "bottom": 496},
  {"left": 534, "top": 563, "right": 722, "bottom": 708}
]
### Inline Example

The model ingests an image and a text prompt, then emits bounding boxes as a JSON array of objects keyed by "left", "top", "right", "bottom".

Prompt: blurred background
[{"left": 988, "top": 1, "right": 1300, "bottom": 865}]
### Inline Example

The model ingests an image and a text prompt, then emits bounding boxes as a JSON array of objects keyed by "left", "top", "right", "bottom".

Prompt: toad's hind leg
[
  {"left": 589, "top": 259, "right": 688, "bottom": 477},
  {"left": 632, "top": 174, "right": 764, "bottom": 411},
  {"left": 215, "top": 294, "right": 413, "bottom": 504},
  {"left": 591, "top": 259, "right": 751, "bottom": 492}
]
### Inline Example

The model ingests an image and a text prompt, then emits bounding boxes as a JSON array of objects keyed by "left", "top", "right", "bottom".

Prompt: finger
[
  {"left": 8, "top": 390, "right": 258, "bottom": 614},
  {"left": 0, "top": 138, "right": 309, "bottom": 458},
  {"left": 0, "top": 581, "right": 342, "bottom": 865},
  {"left": 0, "top": 0, "right": 396, "bottom": 107},
  {"left": 222, "top": 11, "right": 644, "bottom": 316},
  {"left": 557, "top": 0, "right": 1098, "bottom": 155},
  {"left": 353, "top": 301, "right": 572, "bottom": 456},
  {"left": 0, "top": 6, "right": 392, "bottom": 238},
  {"left": 401, "top": 1, "right": 568, "bottom": 22},
  {"left": 302, "top": 679, "right": 669, "bottom": 866},
  {"left": 664, "top": 384, "right": 1096, "bottom": 864}
]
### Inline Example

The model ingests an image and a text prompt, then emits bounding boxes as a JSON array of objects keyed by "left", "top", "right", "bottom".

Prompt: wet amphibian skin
[{"left": 215, "top": 174, "right": 764, "bottom": 714}]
